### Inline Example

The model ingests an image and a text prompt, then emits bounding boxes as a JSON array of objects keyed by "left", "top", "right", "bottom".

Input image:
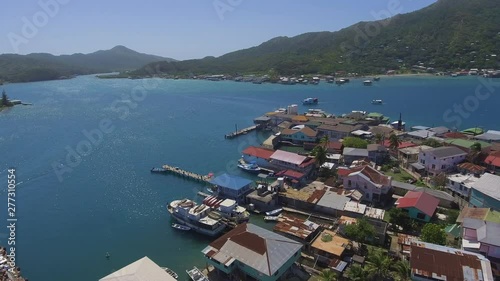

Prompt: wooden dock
[
  {"left": 224, "top": 125, "right": 258, "bottom": 139},
  {"left": 151, "top": 164, "right": 211, "bottom": 183}
]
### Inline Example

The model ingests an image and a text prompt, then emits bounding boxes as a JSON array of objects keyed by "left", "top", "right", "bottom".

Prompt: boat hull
[{"left": 168, "top": 205, "right": 226, "bottom": 237}]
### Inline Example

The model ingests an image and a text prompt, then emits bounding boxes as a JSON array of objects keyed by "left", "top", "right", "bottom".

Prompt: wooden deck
[
  {"left": 224, "top": 125, "right": 258, "bottom": 139},
  {"left": 151, "top": 164, "right": 211, "bottom": 183}
]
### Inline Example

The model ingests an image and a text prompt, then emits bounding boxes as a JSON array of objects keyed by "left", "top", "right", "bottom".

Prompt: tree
[
  {"left": 445, "top": 209, "right": 459, "bottom": 225},
  {"left": 374, "top": 133, "right": 383, "bottom": 145},
  {"left": 388, "top": 133, "right": 401, "bottom": 151},
  {"left": 343, "top": 137, "right": 368, "bottom": 149},
  {"left": 1, "top": 90, "right": 9, "bottom": 106},
  {"left": 388, "top": 208, "right": 412, "bottom": 231},
  {"left": 318, "top": 268, "right": 337, "bottom": 281},
  {"left": 470, "top": 142, "right": 482, "bottom": 152},
  {"left": 421, "top": 223, "right": 447, "bottom": 245},
  {"left": 431, "top": 173, "right": 447, "bottom": 189},
  {"left": 345, "top": 264, "right": 367, "bottom": 281},
  {"left": 467, "top": 142, "right": 482, "bottom": 164},
  {"left": 365, "top": 250, "right": 392, "bottom": 280},
  {"left": 392, "top": 259, "right": 411, "bottom": 281},
  {"left": 311, "top": 145, "right": 328, "bottom": 166},
  {"left": 344, "top": 217, "right": 376, "bottom": 244},
  {"left": 319, "top": 135, "right": 330, "bottom": 148},
  {"left": 422, "top": 138, "right": 442, "bottom": 148}
]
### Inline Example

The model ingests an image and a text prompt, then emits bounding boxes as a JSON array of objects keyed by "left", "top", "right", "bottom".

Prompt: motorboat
[
  {"left": 363, "top": 80, "right": 372, "bottom": 86},
  {"left": 237, "top": 162, "right": 261, "bottom": 174},
  {"left": 171, "top": 223, "right": 191, "bottom": 231},
  {"left": 372, "top": 99, "right": 383, "bottom": 104},
  {"left": 186, "top": 267, "right": 209, "bottom": 281},
  {"left": 264, "top": 215, "right": 280, "bottom": 222},
  {"left": 302, "top": 97, "right": 319, "bottom": 105},
  {"left": 161, "top": 267, "right": 179, "bottom": 279},
  {"left": 265, "top": 208, "right": 283, "bottom": 216},
  {"left": 373, "top": 77, "right": 380, "bottom": 81},
  {"left": 167, "top": 199, "right": 226, "bottom": 236}
]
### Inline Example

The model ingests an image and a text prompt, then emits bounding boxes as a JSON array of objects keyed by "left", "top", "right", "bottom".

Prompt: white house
[
  {"left": 446, "top": 173, "right": 479, "bottom": 199},
  {"left": 342, "top": 165, "right": 392, "bottom": 205},
  {"left": 417, "top": 146, "right": 467, "bottom": 176}
]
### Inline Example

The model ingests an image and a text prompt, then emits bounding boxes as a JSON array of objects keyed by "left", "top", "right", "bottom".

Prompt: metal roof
[
  {"left": 471, "top": 173, "right": 500, "bottom": 201},
  {"left": 270, "top": 150, "right": 307, "bottom": 165},
  {"left": 343, "top": 147, "right": 369, "bottom": 157},
  {"left": 316, "top": 190, "right": 350, "bottom": 210},
  {"left": 99, "top": 256, "right": 176, "bottom": 281},
  {"left": 474, "top": 130, "right": 500, "bottom": 141},
  {"left": 209, "top": 173, "right": 253, "bottom": 190},
  {"left": 428, "top": 146, "right": 467, "bottom": 159}
]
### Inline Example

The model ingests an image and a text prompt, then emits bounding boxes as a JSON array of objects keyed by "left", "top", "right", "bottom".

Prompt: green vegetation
[
  {"left": 388, "top": 133, "right": 401, "bottom": 151},
  {"left": 422, "top": 138, "right": 443, "bottom": 148},
  {"left": 383, "top": 169, "right": 426, "bottom": 187},
  {"left": 342, "top": 137, "right": 368, "bottom": 149},
  {"left": 0, "top": 46, "right": 173, "bottom": 83},
  {"left": 344, "top": 218, "right": 376, "bottom": 244},
  {"left": 1, "top": 90, "right": 12, "bottom": 108},
  {"left": 134, "top": 0, "right": 500, "bottom": 77},
  {"left": 388, "top": 208, "right": 413, "bottom": 231},
  {"left": 318, "top": 269, "right": 337, "bottom": 281},
  {"left": 421, "top": 223, "right": 447, "bottom": 245}
]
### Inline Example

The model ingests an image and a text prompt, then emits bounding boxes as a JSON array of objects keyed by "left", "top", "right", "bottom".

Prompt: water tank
[
  {"left": 248, "top": 203, "right": 255, "bottom": 211},
  {"left": 277, "top": 177, "right": 284, "bottom": 188},
  {"left": 287, "top": 104, "right": 298, "bottom": 115}
]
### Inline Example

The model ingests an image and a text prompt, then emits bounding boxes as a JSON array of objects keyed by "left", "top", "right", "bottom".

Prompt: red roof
[
  {"left": 327, "top": 141, "right": 344, "bottom": 150},
  {"left": 277, "top": 169, "right": 305, "bottom": 179},
  {"left": 396, "top": 191, "right": 439, "bottom": 217},
  {"left": 443, "top": 132, "right": 468, "bottom": 139},
  {"left": 457, "top": 162, "right": 486, "bottom": 174},
  {"left": 485, "top": 151, "right": 500, "bottom": 167},
  {"left": 382, "top": 140, "right": 417, "bottom": 149},
  {"left": 337, "top": 168, "right": 352, "bottom": 177},
  {"left": 242, "top": 146, "right": 275, "bottom": 160}
]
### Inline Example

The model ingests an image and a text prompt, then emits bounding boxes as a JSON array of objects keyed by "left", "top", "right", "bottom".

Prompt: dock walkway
[
  {"left": 224, "top": 125, "right": 258, "bottom": 139},
  {"left": 151, "top": 164, "right": 211, "bottom": 183}
]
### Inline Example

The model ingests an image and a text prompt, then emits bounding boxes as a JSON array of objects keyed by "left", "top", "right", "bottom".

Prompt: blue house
[
  {"left": 209, "top": 173, "right": 253, "bottom": 204},
  {"left": 396, "top": 191, "right": 439, "bottom": 222},
  {"left": 202, "top": 223, "right": 303, "bottom": 281},
  {"left": 470, "top": 173, "right": 500, "bottom": 211}
]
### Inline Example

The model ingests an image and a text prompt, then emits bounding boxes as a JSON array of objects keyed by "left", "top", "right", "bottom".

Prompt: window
[
  {"left": 432, "top": 164, "right": 436, "bottom": 169},
  {"left": 433, "top": 156, "right": 436, "bottom": 160},
  {"left": 417, "top": 212, "right": 426, "bottom": 220},
  {"left": 348, "top": 180, "right": 351, "bottom": 187},
  {"left": 441, "top": 165, "right": 446, "bottom": 169}
]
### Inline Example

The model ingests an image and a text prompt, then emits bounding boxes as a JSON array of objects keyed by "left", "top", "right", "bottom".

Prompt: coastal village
[{"left": 97, "top": 92, "right": 500, "bottom": 281}]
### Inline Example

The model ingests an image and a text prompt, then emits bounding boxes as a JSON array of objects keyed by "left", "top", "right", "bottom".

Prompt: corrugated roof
[
  {"left": 99, "top": 256, "right": 176, "bottom": 281},
  {"left": 343, "top": 147, "right": 369, "bottom": 157},
  {"left": 270, "top": 150, "right": 307, "bottom": 165},
  {"left": 457, "top": 162, "right": 486, "bottom": 174},
  {"left": 445, "top": 139, "right": 491, "bottom": 149},
  {"left": 348, "top": 165, "right": 391, "bottom": 186},
  {"left": 273, "top": 215, "right": 319, "bottom": 240},
  {"left": 457, "top": 206, "right": 490, "bottom": 223},
  {"left": 242, "top": 146, "right": 275, "bottom": 160},
  {"left": 463, "top": 218, "right": 500, "bottom": 247},
  {"left": 471, "top": 173, "right": 500, "bottom": 201},
  {"left": 428, "top": 146, "right": 467, "bottom": 158},
  {"left": 209, "top": 173, "right": 253, "bottom": 190},
  {"left": 484, "top": 152, "right": 500, "bottom": 167},
  {"left": 207, "top": 223, "right": 302, "bottom": 277},
  {"left": 316, "top": 190, "right": 350, "bottom": 210},
  {"left": 311, "top": 229, "right": 349, "bottom": 257},
  {"left": 396, "top": 191, "right": 439, "bottom": 217},
  {"left": 410, "top": 242, "right": 492, "bottom": 281}
]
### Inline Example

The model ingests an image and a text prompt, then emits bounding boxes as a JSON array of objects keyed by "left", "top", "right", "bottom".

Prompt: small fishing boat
[
  {"left": 264, "top": 216, "right": 280, "bottom": 222},
  {"left": 161, "top": 267, "right": 179, "bottom": 279},
  {"left": 265, "top": 208, "right": 283, "bottom": 216},
  {"left": 363, "top": 80, "right": 372, "bottom": 86},
  {"left": 186, "top": 266, "right": 210, "bottom": 281},
  {"left": 237, "top": 162, "right": 261, "bottom": 174},
  {"left": 373, "top": 77, "right": 380, "bottom": 81},
  {"left": 303, "top": 97, "right": 319, "bottom": 105},
  {"left": 171, "top": 223, "right": 191, "bottom": 231},
  {"left": 372, "top": 99, "right": 383, "bottom": 105}
]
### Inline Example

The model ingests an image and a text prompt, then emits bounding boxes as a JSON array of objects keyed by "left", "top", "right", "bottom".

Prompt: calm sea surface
[{"left": 0, "top": 75, "right": 499, "bottom": 280}]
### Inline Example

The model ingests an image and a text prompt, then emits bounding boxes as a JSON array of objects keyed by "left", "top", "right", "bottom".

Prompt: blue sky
[{"left": 1, "top": 0, "right": 436, "bottom": 60}]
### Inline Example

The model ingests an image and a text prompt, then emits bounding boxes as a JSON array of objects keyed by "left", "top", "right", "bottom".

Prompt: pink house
[
  {"left": 342, "top": 165, "right": 392, "bottom": 205},
  {"left": 417, "top": 146, "right": 467, "bottom": 176},
  {"left": 462, "top": 218, "right": 500, "bottom": 277}
]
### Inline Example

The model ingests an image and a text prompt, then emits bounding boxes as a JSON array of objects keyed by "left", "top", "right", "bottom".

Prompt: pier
[
  {"left": 224, "top": 125, "right": 258, "bottom": 139},
  {"left": 151, "top": 164, "right": 211, "bottom": 183}
]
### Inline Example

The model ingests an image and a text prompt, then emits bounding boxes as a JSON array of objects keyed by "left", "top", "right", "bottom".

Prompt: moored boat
[
  {"left": 373, "top": 77, "right": 380, "bottom": 81},
  {"left": 264, "top": 215, "right": 280, "bottom": 221},
  {"left": 186, "top": 266, "right": 209, "bottom": 281},
  {"left": 372, "top": 99, "right": 383, "bottom": 105},
  {"left": 237, "top": 162, "right": 261, "bottom": 174},
  {"left": 171, "top": 223, "right": 191, "bottom": 231},
  {"left": 363, "top": 80, "right": 372, "bottom": 86},
  {"left": 265, "top": 208, "right": 283, "bottom": 216},
  {"left": 161, "top": 267, "right": 179, "bottom": 279},
  {"left": 167, "top": 199, "right": 226, "bottom": 236}
]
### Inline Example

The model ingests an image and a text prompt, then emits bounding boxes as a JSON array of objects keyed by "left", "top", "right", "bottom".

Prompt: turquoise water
[{"left": 0, "top": 75, "right": 499, "bottom": 280}]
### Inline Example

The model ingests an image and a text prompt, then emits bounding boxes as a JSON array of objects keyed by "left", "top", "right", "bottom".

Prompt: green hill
[
  {"left": 0, "top": 46, "right": 175, "bottom": 83},
  {"left": 135, "top": 0, "right": 499, "bottom": 76}
]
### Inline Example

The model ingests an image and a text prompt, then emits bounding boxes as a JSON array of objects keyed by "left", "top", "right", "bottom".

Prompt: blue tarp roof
[{"left": 209, "top": 173, "right": 253, "bottom": 190}]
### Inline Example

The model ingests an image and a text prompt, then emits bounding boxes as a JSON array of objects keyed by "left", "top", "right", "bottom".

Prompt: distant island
[{"left": 0, "top": 90, "right": 30, "bottom": 110}]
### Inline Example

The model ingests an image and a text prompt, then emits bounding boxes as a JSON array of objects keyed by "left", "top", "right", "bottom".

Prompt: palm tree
[
  {"left": 375, "top": 133, "right": 383, "bottom": 145},
  {"left": 346, "top": 264, "right": 367, "bottom": 281},
  {"left": 1, "top": 90, "right": 9, "bottom": 106},
  {"left": 319, "top": 135, "right": 330, "bottom": 148},
  {"left": 388, "top": 133, "right": 401, "bottom": 151},
  {"left": 312, "top": 145, "right": 328, "bottom": 166},
  {"left": 318, "top": 268, "right": 337, "bottom": 281},
  {"left": 392, "top": 259, "right": 411, "bottom": 281},
  {"left": 365, "top": 250, "right": 392, "bottom": 280}
]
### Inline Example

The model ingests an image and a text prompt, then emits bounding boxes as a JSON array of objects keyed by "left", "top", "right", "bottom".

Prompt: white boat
[
  {"left": 372, "top": 99, "right": 383, "bottom": 104},
  {"left": 265, "top": 208, "right": 283, "bottom": 216},
  {"left": 264, "top": 215, "right": 280, "bottom": 221},
  {"left": 161, "top": 267, "right": 179, "bottom": 279},
  {"left": 363, "top": 80, "right": 372, "bottom": 86},
  {"left": 167, "top": 199, "right": 226, "bottom": 237},
  {"left": 171, "top": 223, "right": 191, "bottom": 231},
  {"left": 302, "top": 97, "right": 318, "bottom": 105},
  {"left": 373, "top": 77, "right": 380, "bottom": 81},
  {"left": 186, "top": 266, "right": 209, "bottom": 281},
  {"left": 237, "top": 162, "right": 261, "bottom": 174}
]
